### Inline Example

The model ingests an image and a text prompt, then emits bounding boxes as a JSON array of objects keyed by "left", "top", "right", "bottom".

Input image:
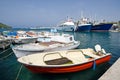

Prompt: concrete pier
[{"left": 99, "top": 58, "right": 120, "bottom": 80}]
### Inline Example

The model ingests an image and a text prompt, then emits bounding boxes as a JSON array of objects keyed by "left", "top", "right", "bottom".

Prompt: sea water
[{"left": 0, "top": 30, "right": 120, "bottom": 80}]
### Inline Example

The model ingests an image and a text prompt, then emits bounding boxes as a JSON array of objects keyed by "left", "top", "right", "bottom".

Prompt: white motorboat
[
  {"left": 57, "top": 18, "right": 76, "bottom": 31},
  {"left": 12, "top": 34, "right": 80, "bottom": 58}
]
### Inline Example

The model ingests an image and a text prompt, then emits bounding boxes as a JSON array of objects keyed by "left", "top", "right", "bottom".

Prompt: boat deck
[
  {"left": 99, "top": 58, "right": 120, "bottom": 80},
  {"left": 39, "top": 41, "right": 65, "bottom": 46}
]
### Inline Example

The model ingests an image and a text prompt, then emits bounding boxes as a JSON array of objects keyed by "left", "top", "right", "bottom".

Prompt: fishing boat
[
  {"left": 17, "top": 44, "right": 111, "bottom": 73},
  {"left": 75, "top": 18, "right": 92, "bottom": 32},
  {"left": 12, "top": 34, "right": 80, "bottom": 58},
  {"left": 57, "top": 18, "right": 76, "bottom": 31},
  {"left": 75, "top": 24, "right": 92, "bottom": 32},
  {"left": 91, "top": 23, "right": 113, "bottom": 31}
]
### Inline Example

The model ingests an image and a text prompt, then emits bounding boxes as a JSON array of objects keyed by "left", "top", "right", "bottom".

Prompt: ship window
[{"left": 70, "top": 37, "right": 72, "bottom": 41}]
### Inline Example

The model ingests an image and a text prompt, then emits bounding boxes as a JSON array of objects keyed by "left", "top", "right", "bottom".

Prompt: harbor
[
  {"left": 0, "top": 0, "right": 120, "bottom": 80},
  {"left": 0, "top": 30, "right": 120, "bottom": 80}
]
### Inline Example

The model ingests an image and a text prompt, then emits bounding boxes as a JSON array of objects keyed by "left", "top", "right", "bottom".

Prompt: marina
[
  {"left": 0, "top": 0, "right": 120, "bottom": 79},
  {"left": 0, "top": 30, "right": 120, "bottom": 80}
]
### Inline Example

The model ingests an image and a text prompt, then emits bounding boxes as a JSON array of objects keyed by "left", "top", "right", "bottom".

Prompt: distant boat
[
  {"left": 2, "top": 31, "right": 17, "bottom": 37},
  {"left": 91, "top": 23, "right": 113, "bottom": 31},
  {"left": 13, "top": 31, "right": 38, "bottom": 44},
  {"left": 14, "top": 36, "right": 37, "bottom": 44},
  {"left": 57, "top": 18, "right": 76, "bottom": 31},
  {"left": 0, "top": 35, "right": 11, "bottom": 49},
  {"left": 75, "top": 18, "right": 92, "bottom": 32},
  {"left": 75, "top": 24, "right": 92, "bottom": 32},
  {"left": 17, "top": 44, "right": 111, "bottom": 73}
]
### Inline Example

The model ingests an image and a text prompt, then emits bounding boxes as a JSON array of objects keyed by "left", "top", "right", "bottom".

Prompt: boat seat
[
  {"left": 43, "top": 52, "right": 73, "bottom": 65},
  {"left": 44, "top": 57, "right": 73, "bottom": 65},
  {"left": 22, "top": 55, "right": 46, "bottom": 65},
  {"left": 95, "top": 44, "right": 102, "bottom": 52},
  {"left": 81, "top": 48, "right": 100, "bottom": 58},
  {"left": 66, "top": 50, "right": 88, "bottom": 64}
]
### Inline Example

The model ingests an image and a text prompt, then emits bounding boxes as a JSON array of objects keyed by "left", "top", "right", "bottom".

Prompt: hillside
[{"left": 0, "top": 23, "right": 12, "bottom": 29}]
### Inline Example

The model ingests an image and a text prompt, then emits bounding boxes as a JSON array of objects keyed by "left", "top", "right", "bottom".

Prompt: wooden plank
[{"left": 99, "top": 58, "right": 120, "bottom": 80}]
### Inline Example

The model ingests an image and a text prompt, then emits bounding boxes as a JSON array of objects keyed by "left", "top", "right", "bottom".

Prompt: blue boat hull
[
  {"left": 91, "top": 23, "right": 113, "bottom": 31},
  {"left": 75, "top": 24, "right": 92, "bottom": 32}
]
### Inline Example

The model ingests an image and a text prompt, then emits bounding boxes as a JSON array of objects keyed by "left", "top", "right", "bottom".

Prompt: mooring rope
[
  {"left": 0, "top": 52, "right": 13, "bottom": 60},
  {"left": 15, "top": 64, "right": 23, "bottom": 80},
  {"left": 0, "top": 47, "right": 11, "bottom": 55}
]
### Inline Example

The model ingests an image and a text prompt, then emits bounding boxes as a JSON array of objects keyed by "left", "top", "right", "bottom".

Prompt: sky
[{"left": 0, "top": 0, "right": 120, "bottom": 28}]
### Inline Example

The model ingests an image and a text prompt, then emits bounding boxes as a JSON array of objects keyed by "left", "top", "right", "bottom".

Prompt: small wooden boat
[{"left": 17, "top": 45, "right": 111, "bottom": 73}]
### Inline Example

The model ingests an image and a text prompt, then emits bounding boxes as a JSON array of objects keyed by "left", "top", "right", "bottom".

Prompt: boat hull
[
  {"left": 57, "top": 25, "right": 75, "bottom": 31},
  {"left": 75, "top": 24, "right": 92, "bottom": 32},
  {"left": 23, "top": 55, "right": 111, "bottom": 73},
  {"left": 0, "top": 39, "right": 11, "bottom": 49},
  {"left": 13, "top": 41, "right": 80, "bottom": 58},
  {"left": 91, "top": 23, "right": 113, "bottom": 31}
]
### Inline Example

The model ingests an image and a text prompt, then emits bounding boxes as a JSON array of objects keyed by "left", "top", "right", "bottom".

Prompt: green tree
[{"left": 0, "top": 23, "right": 12, "bottom": 29}]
